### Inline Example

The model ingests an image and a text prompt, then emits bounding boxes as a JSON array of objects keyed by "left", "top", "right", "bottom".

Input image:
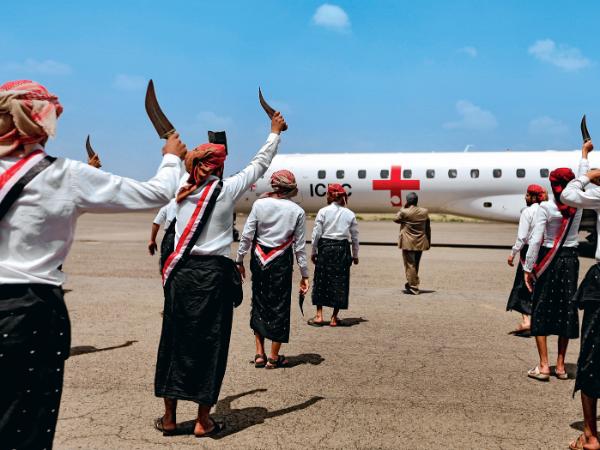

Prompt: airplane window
[
  {"left": 448, "top": 169, "right": 457, "bottom": 179},
  {"left": 470, "top": 169, "right": 479, "bottom": 179},
  {"left": 483, "top": 202, "right": 492, "bottom": 208},
  {"left": 493, "top": 169, "right": 502, "bottom": 178},
  {"left": 540, "top": 168, "right": 549, "bottom": 178},
  {"left": 426, "top": 169, "right": 435, "bottom": 179},
  {"left": 516, "top": 168, "right": 526, "bottom": 178},
  {"left": 318, "top": 170, "right": 326, "bottom": 179},
  {"left": 403, "top": 169, "right": 412, "bottom": 179},
  {"left": 336, "top": 170, "right": 345, "bottom": 179},
  {"left": 358, "top": 170, "right": 367, "bottom": 179},
  {"left": 380, "top": 169, "right": 389, "bottom": 179}
]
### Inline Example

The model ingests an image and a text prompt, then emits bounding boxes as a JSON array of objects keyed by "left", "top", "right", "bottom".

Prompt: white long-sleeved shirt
[
  {"left": 561, "top": 163, "right": 600, "bottom": 262},
  {"left": 236, "top": 197, "right": 309, "bottom": 277},
  {"left": 524, "top": 158, "right": 589, "bottom": 272},
  {"left": 510, "top": 203, "right": 540, "bottom": 257},
  {"left": 311, "top": 202, "right": 359, "bottom": 258},
  {"left": 0, "top": 148, "right": 183, "bottom": 285},
  {"left": 175, "top": 133, "right": 280, "bottom": 258},
  {"left": 153, "top": 198, "right": 177, "bottom": 229}
]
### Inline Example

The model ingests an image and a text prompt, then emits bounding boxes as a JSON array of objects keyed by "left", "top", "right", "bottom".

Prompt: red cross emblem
[{"left": 372, "top": 165, "right": 420, "bottom": 207}]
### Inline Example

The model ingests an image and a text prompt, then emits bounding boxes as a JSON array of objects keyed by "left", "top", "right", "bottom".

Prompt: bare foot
[{"left": 194, "top": 417, "right": 216, "bottom": 437}]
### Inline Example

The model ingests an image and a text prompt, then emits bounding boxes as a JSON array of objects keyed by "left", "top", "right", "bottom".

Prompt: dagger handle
[{"left": 161, "top": 129, "right": 177, "bottom": 140}]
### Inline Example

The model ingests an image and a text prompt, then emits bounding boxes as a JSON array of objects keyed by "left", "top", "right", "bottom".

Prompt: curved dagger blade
[
  {"left": 145, "top": 79, "right": 176, "bottom": 139},
  {"left": 581, "top": 114, "right": 592, "bottom": 143},
  {"left": 258, "top": 87, "right": 288, "bottom": 131},
  {"left": 85, "top": 135, "right": 96, "bottom": 158}
]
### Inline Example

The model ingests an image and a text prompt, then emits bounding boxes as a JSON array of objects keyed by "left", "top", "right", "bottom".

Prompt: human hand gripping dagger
[
  {"left": 85, "top": 135, "right": 102, "bottom": 168},
  {"left": 145, "top": 80, "right": 187, "bottom": 159}
]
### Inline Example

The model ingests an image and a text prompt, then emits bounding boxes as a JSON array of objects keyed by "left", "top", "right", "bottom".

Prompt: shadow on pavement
[
  {"left": 211, "top": 389, "right": 324, "bottom": 439},
  {"left": 286, "top": 353, "right": 325, "bottom": 367},
  {"left": 70, "top": 340, "right": 138, "bottom": 356}
]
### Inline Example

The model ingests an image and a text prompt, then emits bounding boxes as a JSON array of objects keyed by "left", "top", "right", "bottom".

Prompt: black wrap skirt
[
  {"left": 159, "top": 221, "right": 176, "bottom": 272},
  {"left": 155, "top": 256, "right": 239, "bottom": 406},
  {"left": 573, "top": 264, "right": 600, "bottom": 397},
  {"left": 0, "top": 284, "right": 71, "bottom": 450},
  {"left": 250, "top": 245, "right": 294, "bottom": 343},
  {"left": 312, "top": 238, "right": 352, "bottom": 310},
  {"left": 530, "top": 247, "right": 579, "bottom": 338},
  {"left": 506, "top": 246, "right": 532, "bottom": 315}
]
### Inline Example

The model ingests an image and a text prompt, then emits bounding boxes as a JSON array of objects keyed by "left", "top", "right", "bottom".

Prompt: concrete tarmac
[{"left": 54, "top": 213, "right": 593, "bottom": 449}]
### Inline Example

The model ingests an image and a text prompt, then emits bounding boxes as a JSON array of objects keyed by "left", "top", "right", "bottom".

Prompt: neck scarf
[{"left": 0, "top": 80, "right": 63, "bottom": 157}]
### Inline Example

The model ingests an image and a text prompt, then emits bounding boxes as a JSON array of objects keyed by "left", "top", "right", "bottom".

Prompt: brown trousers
[{"left": 402, "top": 250, "right": 423, "bottom": 288}]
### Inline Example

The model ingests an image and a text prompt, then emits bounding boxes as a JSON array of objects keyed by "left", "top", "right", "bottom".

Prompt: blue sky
[{"left": 2, "top": 0, "right": 600, "bottom": 178}]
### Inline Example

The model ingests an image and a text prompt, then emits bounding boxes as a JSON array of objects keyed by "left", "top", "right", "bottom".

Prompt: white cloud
[
  {"left": 458, "top": 46, "right": 477, "bottom": 58},
  {"left": 2, "top": 58, "right": 72, "bottom": 75},
  {"left": 528, "top": 39, "right": 591, "bottom": 71},
  {"left": 196, "top": 111, "right": 233, "bottom": 129},
  {"left": 528, "top": 116, "right": 569, "bottom": 136},
  {"left": 443, "top": 100, "right": 498, "bottom": 132},
  {"left": 312, "top": 4, "right": 350, "bottom": 32},
  {"left": 113, "top": 74, "right": 146, "bottom": 91}
]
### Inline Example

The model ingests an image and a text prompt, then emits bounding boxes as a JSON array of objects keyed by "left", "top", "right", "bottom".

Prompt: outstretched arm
[{"left": 226, "top": 113, "right": 288, "bottom": 201}]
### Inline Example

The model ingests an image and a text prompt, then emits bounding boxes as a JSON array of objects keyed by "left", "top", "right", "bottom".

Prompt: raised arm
[
  {"left": 393, "top": 209, "right": 406, "bottom": 224},
  {"left": 74, "top": 134, "right": 186, "bottom": 213},
  {"left": 227, "top": 113, "right": 287, "bottom": 201},
  {"left": 561, "top": 142, "right": 600, "bottom": 209}
]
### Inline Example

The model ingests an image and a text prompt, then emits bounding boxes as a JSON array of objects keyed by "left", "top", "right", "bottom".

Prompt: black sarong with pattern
[
  {"left": 530, "top": 247, "right": 579, "bottom": 338},
  {"left": 250, "top": 245, "right": 293, "bottom": 343},
  {"left": 155, "top": 256, "right": 235, "bottom": 405},
  {"left": 0, "top": 284, "right": 71, "bottom": 450},
  {"left": 312, "top": 238, "right": 352, "bottom": 309},
  {"left": 573, "top": 264, "right": 600, "bottom": 397},
  {"left": 506, "top": 245, "right": 532, "bottom": 315},
  {"left": 159, "top": 221, "right": 176, "bottom": 272}
]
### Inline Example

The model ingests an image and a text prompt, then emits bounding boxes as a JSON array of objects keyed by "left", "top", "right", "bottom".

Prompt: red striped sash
[
  {"left": 0, "top": 150, "right": 55, "bottom": 221},
  {"left": 161, "top": 180, "right": 222, "bottom": 286},
  {"left": 254, "top": 237, "right": 294, "bottom": 267},
  {"left": 533, "top": 216, "right": 574, "bottom": 278}
]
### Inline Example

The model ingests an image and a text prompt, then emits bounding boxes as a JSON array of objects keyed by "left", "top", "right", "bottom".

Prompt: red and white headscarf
[
  {"left": 549, "top": 168, "right": 576, "bottom": 218},
  {"left": 327, "top": 183, "right": 348, "bottom": 206},
  {"left": 526, "top": 184, "right": 546, "bottom": 204},
  {"left": 0, "top": 80, "right": 63, "bottom": 157},
  {"left": 262, "top": 169, "right": 298, "bottom": 199},
  {"left": 176, "top": 143, "right": 227, "bottom": 203}
]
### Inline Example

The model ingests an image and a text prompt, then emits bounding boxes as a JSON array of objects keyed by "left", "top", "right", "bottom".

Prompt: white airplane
[{"left": 235, "top": 150, "right": 599, "bottom": 225}]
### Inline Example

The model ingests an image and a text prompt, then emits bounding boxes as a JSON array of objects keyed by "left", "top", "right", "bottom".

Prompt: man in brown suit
[{"left": 394, "top": 192, "right": 431, "bottom": 295}]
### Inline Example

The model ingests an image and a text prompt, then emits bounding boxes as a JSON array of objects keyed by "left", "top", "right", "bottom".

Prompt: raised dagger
[
  {"left": 85, "top": 135, "right": 96, "bottom": 158},
  {"left": 581, "top": 114, "right": 592, "bottom": 143},
  {"left": 258, "top": 87, "right": 288, "bottom": 131},
  {"left": 145, "top": 80, "right": 176, "bottom": 139}
]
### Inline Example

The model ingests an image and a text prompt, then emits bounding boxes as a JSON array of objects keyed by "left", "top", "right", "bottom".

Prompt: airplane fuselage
[{"left": 235, "top": 150, "right": 599, "bottom": 222}]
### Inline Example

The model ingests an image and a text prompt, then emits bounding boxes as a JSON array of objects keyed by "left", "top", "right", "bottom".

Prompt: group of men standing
[{"left": 506, "top": 141, "right": 600, "bottom": 450}]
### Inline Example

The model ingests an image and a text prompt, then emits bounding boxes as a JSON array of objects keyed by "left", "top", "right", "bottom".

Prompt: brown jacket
[{"left": 394, "top": 205, "right": 431, "bottom": 251}]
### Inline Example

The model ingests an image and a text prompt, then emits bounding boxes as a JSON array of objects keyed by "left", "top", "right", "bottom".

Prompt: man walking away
[{"left": 394, "top": 192, "right": 430, "bottom": 295}]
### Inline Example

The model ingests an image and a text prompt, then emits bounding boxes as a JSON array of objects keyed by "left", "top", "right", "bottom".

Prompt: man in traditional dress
[
  {"left": 0, "top": 80, "right": 186, "bottom": 449},
  {"left": 308, "top": 183, "right": 359, "bottom": 327},
  {"left": 561, "top": 140, "right": 600, "bottom": 450},
  {"left": 236, "top": 170, "right": 310, "bottom": 368},
  {"left": 506, "top": 184, "right": 546, "bottom": 334},
  {"left": 154, "top": 112, "right": 287, "bottom": 437},
  {"left": 148, "top": 198, "right": 177, "bottom": 271},
  {"left": 394, "top": 192, "right": 431, "bottom": 295},
  {"left": 523, "top": 150, "right": 590, "bottom": 382}
]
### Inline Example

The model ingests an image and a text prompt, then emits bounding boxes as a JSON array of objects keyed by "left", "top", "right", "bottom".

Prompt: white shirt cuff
[
  {"left": 267, "top": 132, "right": 280, "bottom": 143},
  {"left": 162, "top": 153, "right": 182, "bottom": 165}
]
